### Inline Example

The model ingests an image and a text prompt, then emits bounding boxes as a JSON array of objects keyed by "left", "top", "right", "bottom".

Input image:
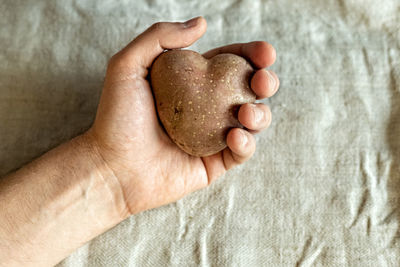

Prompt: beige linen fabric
[{"left": 0, "top": 0, "right": 399, "bottom": 266}]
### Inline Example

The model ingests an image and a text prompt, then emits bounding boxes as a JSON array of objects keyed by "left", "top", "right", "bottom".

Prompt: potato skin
[{"left": 150, "top": 49, "right": 256, "bottom": 157}]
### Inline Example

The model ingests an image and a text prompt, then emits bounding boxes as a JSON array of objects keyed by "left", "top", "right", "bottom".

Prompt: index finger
[{"left": 202, "top": 41, "right": 276, "bottom": 69}]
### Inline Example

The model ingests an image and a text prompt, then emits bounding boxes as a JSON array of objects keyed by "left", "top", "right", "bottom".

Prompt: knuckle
[
  {"left": 150, "top": 22, "right": 165, "bottom": 32},
  {"left": 259, "top": 105, "right": 270, "bottom": 126},
  {"left": 233, "top": 154, "right": 246, "bottom": 164},
  {"left": 249, "top": 104, "right": 259, "bottom": 128},
  {"left": 107, "top": 53, "right": 120, "bottom": 68},
  {"left": 107, "top": 52, "right": 128, "bottom": 72},
  {"left": 181, "top": 39, "right": 192, "bottom": 47}
]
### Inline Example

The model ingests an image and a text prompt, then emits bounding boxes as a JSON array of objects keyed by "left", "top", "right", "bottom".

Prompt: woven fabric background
[{"left": 1, "top": 0, "right": 399, "bottom": 266}]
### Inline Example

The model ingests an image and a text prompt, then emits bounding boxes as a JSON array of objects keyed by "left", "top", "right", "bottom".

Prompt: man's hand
[
  {"left": 0, "top": 17, "right": 279, "bottom": 266},
  {"left": 88, "top": 16, "right": 280, "bottom": 215}
]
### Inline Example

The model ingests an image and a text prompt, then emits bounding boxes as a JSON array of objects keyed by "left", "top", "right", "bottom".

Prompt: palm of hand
[
  {"left": 89, "top": 18, "right": 278, "bottom": 215},
  {"left": 91, "top": 73, "right": 208, "bottom": 213}
]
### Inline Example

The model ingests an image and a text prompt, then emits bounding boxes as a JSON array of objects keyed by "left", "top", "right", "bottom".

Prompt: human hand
[{"left": 86, "top": 17, "right": 279, "bottom": 216}]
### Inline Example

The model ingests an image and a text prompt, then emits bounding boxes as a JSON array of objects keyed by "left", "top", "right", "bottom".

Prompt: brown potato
[{"left": 150, "top": 49, "right": 256, "bottom": 157}]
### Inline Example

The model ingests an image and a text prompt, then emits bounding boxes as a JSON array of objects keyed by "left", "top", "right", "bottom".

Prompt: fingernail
[
  {"left": 183, "top": 17, "right": 200, "bottom": 28},
  {"left": 239, "top": 130, "right": 248, "bottom": 147},
  {"left": 251, "top": 104, "right": 265, "bottom": 124},
  {"left": 266, "top": 70, "right": 277, "bottom": 91}
]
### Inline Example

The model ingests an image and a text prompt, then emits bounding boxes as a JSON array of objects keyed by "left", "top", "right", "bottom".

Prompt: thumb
[{"left": 109, "top": 17, "right": 207, "bottom": 74}]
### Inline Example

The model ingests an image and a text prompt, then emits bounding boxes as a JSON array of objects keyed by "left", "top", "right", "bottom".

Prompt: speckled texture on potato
[{"left": 150, "top": 49, "right": 256, "bottom": 157}]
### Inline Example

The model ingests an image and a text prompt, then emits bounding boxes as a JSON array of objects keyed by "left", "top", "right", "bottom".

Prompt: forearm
[{"left": 0, "top": 132, "right": 129, "bottom": 267}]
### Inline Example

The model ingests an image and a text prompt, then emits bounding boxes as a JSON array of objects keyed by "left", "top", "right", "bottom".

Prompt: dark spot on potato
[{"left": 230, "top": 104, "right": 241, "bottom": 118}]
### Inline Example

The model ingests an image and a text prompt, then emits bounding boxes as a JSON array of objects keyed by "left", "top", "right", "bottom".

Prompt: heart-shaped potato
[{"left": 150, "top": 49, "right": 256, "bottom": 157}]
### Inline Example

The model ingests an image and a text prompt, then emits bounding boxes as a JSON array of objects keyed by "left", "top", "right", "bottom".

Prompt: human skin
[{"left": 0, "top": 17, "right": 279, "bottom": 266}]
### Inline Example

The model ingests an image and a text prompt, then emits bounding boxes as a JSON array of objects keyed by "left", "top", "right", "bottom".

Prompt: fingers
[
  {"left": 202, "top": 41, "right": 276, "bottom": 68},
  {"left": 202, "top": 41, "right": 279, "bottom": 99},
  {"left": 109, "top": 17, "right": 207, "bottom": 73},
  {"left": 238, "top": 103, "right": 271, "bottom": 133},
  {"left": 202, "top": 127, "right": 258, "bottom": 184},
  {"left": 201, "top": 152, "right": 227, "bottom": 185},
  {"left": 251, "top": 69, "right": 279, "bottom": 99},
  {"left": 223, "top": 128, "right": 256, "bottom": 170}
]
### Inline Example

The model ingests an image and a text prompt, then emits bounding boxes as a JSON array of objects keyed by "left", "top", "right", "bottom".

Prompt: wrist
[
  {"left": 0, "top": 131, "right": 131, "bottom": 266},
  {"left": 78, "top": 130, "right": 131, "bottom": 220}
]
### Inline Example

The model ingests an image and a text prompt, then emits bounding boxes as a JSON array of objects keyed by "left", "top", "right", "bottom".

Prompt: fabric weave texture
[{"left": 0, "top": 0, "right": 399, "bottom": 266}]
